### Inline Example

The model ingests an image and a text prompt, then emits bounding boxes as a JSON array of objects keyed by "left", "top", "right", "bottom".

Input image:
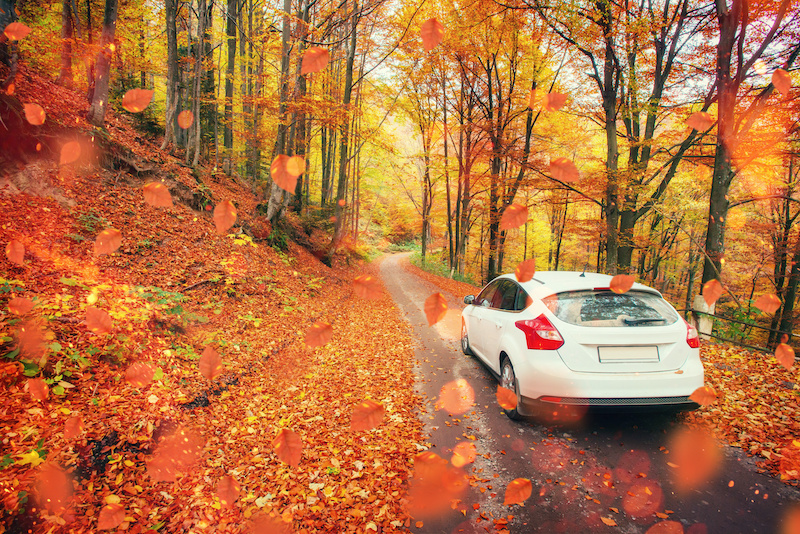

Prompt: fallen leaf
[
  {"left": 301, "top": 47, "right": 330, "bottom": 75},
  {"left": 542, "top": 92, "right": 567, "bottom": 112},
  {"left": 601, "top": 517, "right": 618, "bottom": 527},
  {"left": 3, "top": 22, "right": 31, "bottom": 41},
  {"left": 271, "top": 155, "right": 299, "bottom": 193},
  {"left": 351, "top": 399, "right": 385, "bottom": 431},
  {"left": 549, "top": 157, "right": 579, "bottom": 182},
  {"left": 772, "top": 69, "right": 791, "bottom": 96},
  {"left": 199, "top": 346, "right": 222, "bottom": 380},
  {"left": 6, "top": 239, "right": 24, "bottom": 265},
  {"left": 214, "top": 201, "right": 237, "bottom": 234},
  {"left": 420, "top": 18, "right": 444, "bottom": 51},
  {"left": 94, "top": 228, "right": 122, "bottom": 256},
  {"left": 60, "top": 141, "right": 81, "bottom": 165},
  {"left": 126, "top": 362, "right": 155, "bottom": 388},
  {"left": 425, "top": 293, "right": 448, "bottom": 326},
  {"left": 15, "top": 450, "right": 44, "bottom": 467},
  {"left": 64, "top": 416, "right": 84, "bottom": 439},
  {"left": 23, "top": 103, "right": 45, "bottom": 125},
  {"left": 86, "top": 307, "right": 112, "bottom": 334},
  {"left": 500, "top": 204, "right": 528, "bottom": 230},
  {"left": 177, "top": 110, "right": 194, "bottom": 129},
  {"left": 686, "top": 112, "right": 715, "bottom": 131},
  {"left": 514, "top": 258, "right": 536, "bottom": 283},
  {"left": 143, "top": 182, "right": 173, "bottom": 208},
  {"left": 217, "top": 475, "right": 240, "bottom": 507},
  {"left": 122, "top": 88, "right": 154, "bottom": 112},
  {"left": 754, "top": 293, "right": 781, "bottom": 314},
  {"left": 8, "top": 297, "right": 33, "bottom": 315},
  {"left": 503, "top": 478, "right": 532, "bottom": 506},
  {"left": 702, "top": 279, "right": 723, "bottom": 307},
  {"left": 28, "top": 378, "right": 48, "bottom": 402},
  {"left": 305, "top": 321, "right": 333, "bottom": 348},
  {"left": 775, "top": 343, "right": 795, "bottom": 370},
  {"left": 689, "top": 386, "right": 717, "bottom": 406},
  {"left": 97, "top": 503, "right": 125, "bottom": 530},
  {"left": 496, "top": 386, "right": 517, "bottom": 410},
  {"left": 610, "top": 274, "right": 635, "bottom": 294},
  {"left": 273, "top": 428, "right": 302, "bottom": 466},
  {"left": 353, "top": 275, "right": 383, "bottom": 299}
]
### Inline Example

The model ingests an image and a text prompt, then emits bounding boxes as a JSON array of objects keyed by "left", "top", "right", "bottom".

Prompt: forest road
[{"left": 378, "top": 252, "right": 800, "bottom": 534}]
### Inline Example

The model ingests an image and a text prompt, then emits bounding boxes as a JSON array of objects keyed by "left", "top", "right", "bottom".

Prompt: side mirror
[{"left": 464, "top": 295, "right": 475, "bottom": 305}]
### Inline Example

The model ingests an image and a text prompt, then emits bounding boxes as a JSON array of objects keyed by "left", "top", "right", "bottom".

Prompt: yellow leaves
[
  {"left": 94, "top": 228, "right": 122, "bottom": 256},
  {"left": 686, "top": 112, "right": 715, "bottom": 131},
  {"left": 143, "top": 182, "right": 173, "bottom": 208},
  {"left": 305, "top": 321, "right": 333, "bottom": 348},
  {"left": 503, "top": 478, "right": 532, "bottom": 506},
  {"left": 273, "top": 428, "right": 303, "bottom": 467},
  {"left": 177, "top": 110, "right": 194, "bottom": 129},
  {"left": 15, "top": 449, "right": 45, "bottom": 467},
  {"left": 353, "top": 275, "right": 383, "bottom": 300},
  {"left": 6, "top": 239, "right": 24, "bottom": 265},
  {"left": 3, "top": 22, "right": 31, "bottom": 41},
  {"left": 500, "top": 204, "right": 528, "bottom": 231},
  {"left": 350, "top": 399, "right": 385, "bottom": 431},
  {"left": 301, "top": 47, "right": 330, "bottom": 75},
  {"left": 702, "top": 279, "right": 724, "bottom": 307},
  {"left": 420, "top": 18, "right": 444, "bottom": 51},
  {"left": 23, "top": 103, "right": 45, "bottom": 125},
  {"left": 125, "top": 362, "right": 156, "bottom": 388},
  {"left": 775, "top": 343, "right": 795, "bottom": 370},
  {"left": 217, "top": 475, "right": 241, "bottom": 507},
  {"left": 437, "top": 379, "right": 474, "bottom": 414},
  {"left": 496, "top": 386, "right": 517, "bottom": 410},
  {"left": 214, "top": 200, "right": 237, "bottom": 234},
  {"left": 549, "top": 157, "right": 579, "bottom": 183},
  {"left": 772, "top": 69, "right": 791, "bottom": 96},
  {"left": 60, "top": 141, "right": 81, "bottom": 165},
  {"left": 199, "top": 346, "right": 223, "bottom": 380},
  {"left": 86, "top": 306, "right": 112, "bottom": 334},
  {"left": 28, "top": 377, "right": 48, "bottom": 402},
  {"left": 121, "top": 89, "right": 154, "bottom": 113},
  {"left": 271, "top": 155, "right": 305, "bottom": 193},
  {"left": 97, "top": 503, "right": 125, "bottom": 530},
  {"left": 754, "top": 293, "right": 781, "bottom": 314},
  {"left": 689, "top": 385, "right": 717, "bottom": 406},
  {"left": 514, "top": 258, "right": 536, "bottom": 283},
  {"left": 610, "top": 274, "right": 635, "bottom": 295},
  {"left": 424, "top": 292, "right": 447, "bottom": 326}
]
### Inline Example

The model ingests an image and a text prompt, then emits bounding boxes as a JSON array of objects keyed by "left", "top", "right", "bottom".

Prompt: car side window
[
  {"left": 492, "top": 280, "right": 519, "bottom": 311},
  {"left": 476, "top": 281, "right": 499, "bottom": 307},
  {"left": 514, "top": 287, "right": 530, "bottom": 311}
]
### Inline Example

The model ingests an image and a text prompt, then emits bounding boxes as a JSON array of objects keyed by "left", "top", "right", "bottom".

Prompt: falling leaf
[
  {"left": 686, "top": 112, "right": 715, "bottom": 131},
  {"left": 3, "top": 22, "right": 30, "bottom": 41},
  {"left": 503, "top": 478, "right": 532, "bottom": 506},
  {"left": 438, "top": 379, "right": 474, "bottom": 414},
  {"left": 514, "top": 258, "right": 536, "bottom": 283},
  {"left": 271, "top": 155, "right": 298, "bottom": 193},
  {"left": 217, "top": 475, "right": 241, "bottom": 507},
  {"left": 121, "top": 88, "right": 154, "bottom": 113},
  {"left": 610, "top": 274, "right": 635, "bottom": 294},
  {"left": 496, "top": 386, "right": 517, "bottom": 410},
  {"left": 337, "top": 199, "right": 346, "bottom": 207},
  {"left": 8, "top": 297, "right": 33, "bottom": 315},
  {"left": 6, "top": 239, "right": 24, "bottom": 265},
  {"left": 305, "top": 321, "right": 333, "bottom": 348},
  {"left": 646, "top": 521, "right": 685, "bottom": 534},
  {"left": 97, "top": 503, "right": 125, "bottom": 530},
  {"left": 780, "top": 508, "right": 800, "bottom": 534},
  {"left": 16, "top": 320, "right": 46, "bottom": 359},
  {"left": 301, "top": 47, "right": 330, "bottom": 75},
  {"left": 60, "top": 141, "right": 81, "bottom": 165},
  {"left": 754, "top": 293, "right": 781, "bottom": 314},
  {"left": 353, "top": 275, "right": 383, "bottom": 299},
  {"left": 601, "top": 517, "right": 618, "bottom": 527},
  {"left": 451, "top": 442, "right": 477, "bottom": 467},
  {"left": 550, "top": 157, "right": 579, "bottom": 182},
  {"left": 500, "top": 204, "right": 528, "bottom": 230},
  {"left": 199, "top": 346, "right": 222, "bottom": 380},
  {"left": 214, "top": 200, "right": 237, "bottom": 234},
  {"left": 35, "top": 464, "right": 72, "bottom": 514},
  {"left": 420, "top": 18, "right": 444, "bottom": 51},
  {"left": 668, "top": 428, "right": 721, "bottom": 492},
  {"left": 86, "top": 307, "right": 112, "bottom": 334},
  {"left": 287, "top": 155, "right": 306, "bottom": 177},
  {"left": 351, "top": 399, "right": 385, "bottom": 431},
  {"left": 542, "top": 92, "right": 567, "bottom": 112},
  {"left": 622, "top": 480, "right": 664, "bottom": 518},
  {"left": 772, "top": 69, "right": 791, "bottom": 96},
  {"left": 424, "top": 293, "right": 448, "bottom": 326},
  {"left": 702, "top": 279, "right": 723, "bottom": 307},
  {"left": 23, "top": 103, "right": 45, "bottom": 125},
  {"left": 408, "top": 451, "right": 467, "bottom": 518},
  {"left": 64, "top": 416, "right": 84, "bottom": 439},
  {"left": 126, "top": 362, "right": 156, "bottom": 388},
  {"left": 177, "top": 110, "right": 194, "bottom": 129},
  {"left": 94, "top": 228, "right": 122, "bottom": 256},
  {"left": 689, "top": 386, "right": 717, "bottom": 406},
  {"left": 146, "top": 427, "right": 203, "bottom": 482},
  {"left": 273, "top": 428, "right": 302, "bottom": 466},
  {"left": 143, "top": 182, "right": 173, "bottom": 208},
  {"left": 775, "top": 343, "right": 795, "bottom": 370},
  {"left": 28, "top": 378, "right": 48, "bottom": 402}
]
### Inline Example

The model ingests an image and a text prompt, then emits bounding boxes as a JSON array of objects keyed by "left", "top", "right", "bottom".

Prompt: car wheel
[
  {"left": 500, "top": 357, "right": 523, "bottom": 420},
  {"left": 461, "top": 321, "right": 473, "bottom": 355}
]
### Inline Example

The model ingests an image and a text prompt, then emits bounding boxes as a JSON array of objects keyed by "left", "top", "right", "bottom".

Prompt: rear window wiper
[{"left": 622, "top": 317, "right": 666, "bottom": 325}]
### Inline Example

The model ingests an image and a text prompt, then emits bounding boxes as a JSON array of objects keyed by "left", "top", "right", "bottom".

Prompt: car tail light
[
  {"left": 685, "top": 319, "right": 700, "bottom": 348},
  {"left": 516, "top": 315, "right": 564, "bottom": 350}
]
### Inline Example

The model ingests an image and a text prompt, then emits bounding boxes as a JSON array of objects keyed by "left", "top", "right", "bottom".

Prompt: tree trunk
[
  {"left": 57, "top": 0, "right": 74, "bottom": 88},
  {"left": 223, "top": 0, "right": 236, "bottom": 155},
  {"left": 86, "top": 0, "right": 118, "bottom": 127},
  {"left": 600, "top": 0, "right": 619, "bottom": 274},
  {"left": 160, "top": 0, "right": 179, "bottom": 150}
]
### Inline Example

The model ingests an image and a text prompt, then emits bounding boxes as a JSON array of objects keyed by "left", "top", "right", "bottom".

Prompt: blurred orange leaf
[
  {"left": 351, "top": 399, "right": 385, "bottom": 431},
  {"left": 60, "top": 141, "right": 81, "bottom": 165},
  {"left": 772, "top": 69, "right": 791, "bottom": 96},
  {"left": 199, "top": 346, "right": 222, "bottom": 380},
  {"left": 146, "top": 427, "right": 203, "bottom": 482},
  {"left": 424, "top": 293, "right": 447, "bottom": 326},
  {"left": 353, "top": 275, "right": 382, "bottom": 299},
  {"left": 610, "top": 274, "right": 635, "bottom": 294},
  {"left": 23, "top": 103, "right": 45, "bottom": 125},
  {"left": 668, "top": 428, "right": 721, "bottom": 492},
  {"left": 143, "top": 182, "right": 173, "bottom": 208},
  {"left": 122, "top": 89, "right": 154, "bottom": 113},
  {"left": 97, "top": 503, "right": 125, "bottom": 530},
  {"left": 8, "top": 297, "right": 33, "bottom": 315},
  {"left": 287, "top": 155, "right": 306, "bottom": 177},
  {"left": 646, "top": 520, "right": 684, "bottom": 534},
  {"left": 542, "top": 92, "right": 567, "bottom": 112},
  {"left": 514, "top": 258, "right": 536, "bottom": 283},
  {"left": 35, "top": 464, "right": 72, "bottom": 514},
  {"left": 305, "top": 321, "right": 333, "bottom": 348},
  {"left": 217, "top": 475, "right": 240, "bottom": 507},
  {"left": 496, "top": 386, "right": 517, "bottom": 410},
  {"left": 702, "top": 279, "right": 723, "bottom": 307},
  {"left": 86, "top": 307, "right": 112, "bottom": 334},
  {"left": 550, "top": 157, "right": 579, "bottom": 182},
  {"left": 126, "top": 362, "right": 155, "bottom": 388},
  {"left": 28, "top": 378, "right": 48, "bottom": 402},
  {"left": 438, "top": 379, "right": 474, "bottom": 414},
  {"left": 94, "top": 228, "right": 122, "bottom": 256},
  {"left": 177, "top": 110, "right": 194, "bottom": 129},
  {"left": 6, "top": 239, "right": 24, "bottom": 265},
  {"left": 686, "top": 112, "right": 715, "bottom": 131},
  {"left": 271, "top": 155, "right": 298, "bottom": 193},
  {"left": 775, "top": 343, "right": 795, "bottom": 370},
  {"left": 500, "top": 204, "right": 528, "bottom": 230},
  {"left": 3, "top": 22, "right": 30, "bottom": 41},
  {"left": 420, "top": 18, "right": 444, "bottom": 51},
  {"left": 451, "top": 442, "right": 476, "bottom": 467},
  {"left": 755, "top": 293, "right": 781, "bottom": 314},
  {"left": 64, "top": 416, "right": 84, "bottom": 439},
  {"left": 301, "top": 47, "right": 330, "bottom": 75},
  {"left": 689, "top": 386, "right": 717, "bottom": 406},
  {"left": 503, "top": 478, "right": 532, "bottom": 506},
  {"left": 214, "top": 200, "right": 237, "bottom": 234},
  {"left": 273, "top": 428, "right": 302, "bottom": 466}
]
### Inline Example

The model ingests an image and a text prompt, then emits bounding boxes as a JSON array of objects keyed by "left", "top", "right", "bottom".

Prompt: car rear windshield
[{"left": 542, "top": 290, "right": 680, "bottom": 327}]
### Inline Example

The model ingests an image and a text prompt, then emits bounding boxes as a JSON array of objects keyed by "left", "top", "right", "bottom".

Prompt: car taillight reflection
[
  {"left": 515, "top": 314, "right": 565, "bottom": 350},
  {"left": 685, "top": 319, "right": 700, "bottom": 348}
]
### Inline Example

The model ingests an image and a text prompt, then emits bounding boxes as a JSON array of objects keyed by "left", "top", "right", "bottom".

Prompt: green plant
[
  {"left": 409, "top": 251, "right": 477, "bottom": 285},
  {"left": 74, "top": 208, "right": 109, "bottom": 234},
  {"left": 268, "top": 227, "right": 290, "bottom": 252}
]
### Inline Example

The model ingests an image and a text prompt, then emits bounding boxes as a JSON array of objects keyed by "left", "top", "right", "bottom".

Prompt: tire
[
  {"left": 461, "top": 321, "right": 473, "bottom": 356},
  {"left": 500, "top": 357, "right": 523, "bottom": 420}
]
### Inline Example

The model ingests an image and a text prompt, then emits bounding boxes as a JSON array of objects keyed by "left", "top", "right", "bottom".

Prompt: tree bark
[
  {"left": 86, "top": 0, "right": 119, "bottom": 127},
  {"left": 223, "top": 0, "right": 236, "bottom": 154},
  {"left": 57, "top": 0, "right": 74, "bottom": 88},
  {"left": 161, "top": 0, "right": 179, "bottom": 150}
]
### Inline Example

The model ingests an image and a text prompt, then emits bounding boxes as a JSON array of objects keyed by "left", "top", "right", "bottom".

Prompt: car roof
[{"left": 496, "top": 271, "right": 662, "bottom": 298}]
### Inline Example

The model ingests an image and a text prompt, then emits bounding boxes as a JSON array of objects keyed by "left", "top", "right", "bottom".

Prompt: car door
[
  {"left": 479, "top": 280, "right": 520, "bottom": 373},
  {"left": 468, "top": 281, "right": 500, "bottom": 361}
]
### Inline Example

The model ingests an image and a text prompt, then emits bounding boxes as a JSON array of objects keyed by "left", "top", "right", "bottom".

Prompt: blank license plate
[{"left": 598, "top": 346, "right": 659, "bottom": 363}]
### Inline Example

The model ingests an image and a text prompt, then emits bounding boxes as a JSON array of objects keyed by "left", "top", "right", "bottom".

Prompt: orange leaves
[
  {"left": 177, "top": 110, "right": 194, "bottom": 129},
  {"left": 779, "top": 441, "right": 800, "bottom": 481},
  {"left": 199, "top": 346, "right": 223, "bottom": 380},
  {"left": 689, "top": 386, "right": 717, "bottom": 406},
  {"left": 301, "top": 47, "right": 330, "bottom": 75},
  {"left": 772, "top": 69, "right": 792, "bottom": 96},
  {"left": 350, "top": 399, "right": 385, "bottom": 431},
  {"left": 94, "top": 228, "right": 122, "bottom": 256},
  {"left": 97, "top": 503, "right": 125, "bottom": 530},
  {"left": 23, "top": 103, "right": 45, "bottom": 125},
  {"left": 424, "top": 292, "right": 447, "bottom": 326},
  {"left": 64, "top": 415, "right": 84, "bottom": 439},
  {"left": 775, "top": 343, "right": 795, "bottom": 370},
  {"left": 126, "top": 362, "right": 156, "bottom": 388},
  {"left": 702, "top": 279, "right": 723, "bottom": 307},
  {"left": 28, "top": 377, "right": 48, "bottom": 402},
  {"left": 3, "top": 22, "right": 31, "bottom": 41},
  {"left": 514, "top": 258, "right": 536, "bottom": 283},
  {"left": 214, "top": 200, "right": 237, "bottom": 234},
  {"left": 503, "top": 478, "right": 532, "bottom": 506},
  {"left": 86, "top": 306, "right": 112, "bottom": 334},
  {"left": 60, "top": 141, "right": 81, "bottom": 165},
  {"left": 437, "top": 379, "right": 474, "bottom": 414},
  {"left": 273, "top": 428, "right": 303, "bottom": 466},
  {"left": 601, "top": 517, "right": 619, "bottom": 527},
  {"left": 146, "top": 427, "right": 204, "bottom": 482},
  {"left": 353, "top": 275, "right": 383, "bottom": 299},
  {"left": 8, "top": 297, "right": 33, "bottom": 315},
  {"left": 143, "top": 182, "right": 173, "bottom": 208},
  {"left": 121, "top": 89, "right": 154, "bottom": 113},
  {"left": 305, "top": 321, "right": 333, "bottom": 348},
  {"left": 755, "top": 293, "right": 781, "bottom": 314},
  {"left": 686, "top": 112, "right": 715, "bottom": 131},
  {"left": 500, "top": 204, "right": 528, "bottom": 230},
  {"left": 420, "top": 18, "right": 444, "bottom": 51},
  {"left": 6, "top": 239, "right": 24, "bottom": 265},
  {"left": 549, "top": 157, "right": 579, "bottom": 183},
  {"left": 217, "top": 475, "right": 241, "bottom": 507},
  {"left": 542, "top": 92, "right": 567, "bottom": 112},
  {"left": 610, "top": 274, "right": 635, "bottom": 294},
  {"left": 496, "top": 386, "right": 517, "bottom": 410},
  {"left": 667, "top": 427, "right": 721, "bottom": 492},
  {"left": 271, "top": 155, "right": 305, "bottom": 193}
]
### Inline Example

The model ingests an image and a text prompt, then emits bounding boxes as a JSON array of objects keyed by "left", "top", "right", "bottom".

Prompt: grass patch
[{"left": 409, "top": 250, "right": 477, "bottom": 286}]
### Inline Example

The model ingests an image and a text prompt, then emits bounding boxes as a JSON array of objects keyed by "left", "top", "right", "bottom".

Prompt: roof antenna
[{"left": 580, "top": 264, "right": 587, "bottom": 277}]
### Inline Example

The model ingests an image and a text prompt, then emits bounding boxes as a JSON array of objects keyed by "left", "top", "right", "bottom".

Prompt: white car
[{"left": 461, "top": 271, "right": 703, "bottom": 419}]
